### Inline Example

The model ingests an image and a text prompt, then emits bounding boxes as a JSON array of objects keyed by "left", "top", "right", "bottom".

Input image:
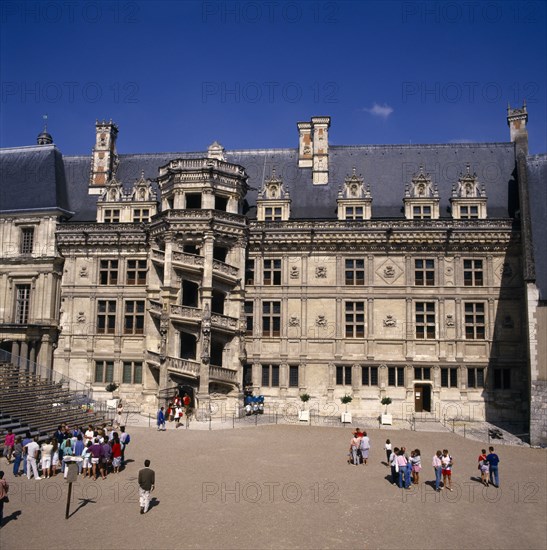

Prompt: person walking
[
  {"left": 486, "top": 446, "right": 500, "bottom": 487},
  {"left": 359, "top": 431, "right": 371, "bottom": 465},
  {"left": 2, "top": 429, "right": 14, "bottom": 464},
  {"left": 116, "top": 401, "right": 124, "bottom": 428},
  {"left": 384, "top": 439, "right": 392, "bottom": 465},
  {"left": 0, "top": 471, "right": 9, "bottom": 528},
  {"left": 138, "top": 459, "right": 155, "bottom": 514},
  {"left": 349, "top": 430, "right": 361, "bottom": 465},
  {"left": 12, "top": 437, "right": 23, "bottom": 477},
  {"left": 157, "top": 407, "right": 166, "bottom": 431},
  {"left": 120, "top": 427, "right": 130, "bottom": 467},
  {"left": 432, "top": 450, "right": 443, "bottom": 491},
  {"left": 478, "top": 449, "right": 489, "bottom": 487}
]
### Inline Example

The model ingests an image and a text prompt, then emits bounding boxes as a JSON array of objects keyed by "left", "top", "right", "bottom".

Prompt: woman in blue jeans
[
  {"left": 432, "top": 450, "right": 443, "bottom": 491},
  {"left": 12, "top": 436, "right": 23, "bottom": 477}
]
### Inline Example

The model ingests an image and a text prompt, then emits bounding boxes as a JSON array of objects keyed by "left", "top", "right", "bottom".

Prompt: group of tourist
[
  {"left": 348, "top": 431, "right": 501, "bottom": 491},
  {"left": 159, "top": 393, "right": 192, "bottom": 430},
  {"left": 2, "top": 423, "right": 131, "bottom": 481}
]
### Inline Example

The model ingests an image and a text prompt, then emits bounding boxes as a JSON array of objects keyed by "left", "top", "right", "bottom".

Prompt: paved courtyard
[{"left": 1, "top": 424, "right": 545, "bottom": 550}]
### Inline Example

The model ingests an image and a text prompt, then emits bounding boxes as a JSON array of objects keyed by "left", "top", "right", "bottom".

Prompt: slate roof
[
  {"left": 527, "top": 154, "right": 547, "bottom": 300},
  {"left": 0, "top": 145, "right": 70, "bottom": 213},
  {"left": 1, "top": 137, "right": 519, "bottom": 221}
]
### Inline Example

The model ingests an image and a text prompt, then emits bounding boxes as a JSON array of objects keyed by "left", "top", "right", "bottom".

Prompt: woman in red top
[{"left": 111, "top": 436, "right": 122, "bottom": 474}]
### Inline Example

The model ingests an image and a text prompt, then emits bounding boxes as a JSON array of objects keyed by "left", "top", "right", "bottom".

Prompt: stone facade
[{"left": 0, "top": 108, "right": 543, "bottom": 434}]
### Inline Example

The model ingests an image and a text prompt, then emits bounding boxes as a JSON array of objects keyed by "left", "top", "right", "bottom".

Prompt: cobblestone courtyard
[{"left": 1, "top": 424, "right": 546, "bottom": 550}]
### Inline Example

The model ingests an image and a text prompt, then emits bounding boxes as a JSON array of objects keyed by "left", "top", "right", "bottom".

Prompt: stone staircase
[{"left": 0, "top": 360, "right": 103, "bottom": 451}]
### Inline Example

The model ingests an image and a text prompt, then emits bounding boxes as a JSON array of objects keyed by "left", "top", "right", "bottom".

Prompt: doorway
[{"left": 414, "top": 384, "right": 431, "bottom": 413}]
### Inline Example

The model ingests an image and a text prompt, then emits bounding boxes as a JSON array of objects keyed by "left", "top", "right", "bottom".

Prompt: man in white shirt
[{"left": 25, "top": 436, "right": 41, "bottom": 480}]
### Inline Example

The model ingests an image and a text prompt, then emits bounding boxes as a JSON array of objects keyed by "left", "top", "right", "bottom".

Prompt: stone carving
[
  {"left": 76, "top": 312, "right": 86, "bottom": 323},
  {"left": 315, "top": 266, "right": 327, "bottom": 278},
  {"left": 316, "top": 315, "right": 328, "bottom": 327},
  {"left": 80, "top": 266, "right": 88, "bottom": 278},
  {"left": 384, "top": 265, "right": 395, "bottom": 278},
  {"left": 289, "top": 316, "right": 300, "bottom": 327},
  {"left": 446, "top": 314, "right": 455, "bottom": 327},
  {"left": 383, "top": 315, "right": 397, "bottom": 327},
  {"left": 290, "top": 266, "right": 299, "bottom": 279}
]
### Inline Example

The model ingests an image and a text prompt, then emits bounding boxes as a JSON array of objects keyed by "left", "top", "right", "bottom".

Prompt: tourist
[
  {"left": 25, "top": 436, "right": 41, "bottom": 480},
  {"left": 12, "top": 437, "right": 23, "bottom": 477},
  {"left": 73, "top": 435, "right": 85, "bottom": 474},
  {"left": 389, "top": 447, "right": 400, "bottom": 485},
  {"left": 82, "top": 441, "right": 92, "bottom": 478},
  {"left": 478, "top": 449, "right": 489, "bottom": 486},
  {"left": 349, "top": 430, "right": 361, "bottom": 465},
  {"left": 0, "top": 471, "right": 8, "bottom": 528},
  {"left": 89, "top": 438, "right": 103, "bottom": 480},
  {"left": 441, "top": 449, "right": 453, "bottom": 491},
  {"left": 397, "top": 449, "right": 410, "bottom": 489},
  {"left": 175, "top": 405, "right": 183, "bottom": 429},
  {"left": 84, "top": 425, "right": 94, "bottom": 446},
  {"left": 359, "top": 431, "right": 370, "bottom": 465},
  {"left": 432, "top": 450, "right": 442, "bottom": 491},
  {"left": 111, "top": 435, "right": 122, "bottom": 474},
  {"left": 120, "top": 426, "right": 130, "bottom": 467},
  {"left": 101, "top": 438, "right": 112, "bottom": 479},
  {"left": 51, "top": 438, "right": 60, "bottom": 477},
  {"left": 486, "top": 446, "right": 500, "bottom": 487},
  {"left": 21, "top": 431, "right": 32, "bottom": 476},
  {"left": 157, "top": 406, "right": 166, "bottom": 431},
  {"left": 384, "top": 439, "right": 392, "bottom": 464},
  {"left": 138, "top": 459, "right": 155, "bottom": 515},
  {"left": 40, "top": 439, "right": 54, "bottom": 479},
  {"left": 2, "top": 429, "right": 14, "bottom": 464},
  {"left": 410, "top": 449, "right": 421, "bottom": 484}
]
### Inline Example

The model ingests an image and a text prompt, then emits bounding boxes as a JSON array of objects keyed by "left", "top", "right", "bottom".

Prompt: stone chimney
[
  {"left": 507, "top": 101, "right": 528, "bottom": 154},
  {"left": 311, "top": 116, "right": 330, "bottom": 185},
  {"left": 297, "top": 122, "right": 313, "bottom": 168},
  {"left": 89, "top": 120, "right": 119, "bottom": 193}
]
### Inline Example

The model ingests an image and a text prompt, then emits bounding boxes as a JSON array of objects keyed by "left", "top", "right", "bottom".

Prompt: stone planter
[
  {"left": 298, "top": 410, "right": 310, "bottom": 422},
  {"left": 381, "top": 413, "right": 392, "bottom": 425},
  {"left": 341, "top": 412, "right": 352, "bottom": 423}
]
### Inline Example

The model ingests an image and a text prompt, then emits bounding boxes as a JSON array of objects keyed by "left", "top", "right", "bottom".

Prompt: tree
[
  {"left": 340, "top": 394, "right": 353, "bottom": 412},
  {"left": 381, "top": 396, "right": 392, "bottom": 414},
  {"left": 299, "top": 393, "right": 311, "bottom": 410},
  {"left": 105, "top": 382, "right": 119, "bottom": 398}
]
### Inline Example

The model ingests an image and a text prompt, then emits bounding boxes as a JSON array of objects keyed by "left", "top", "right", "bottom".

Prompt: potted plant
[
  {"left": 299, "top": 393, "right": 311, "bottom": 422},
  {"left": 381, "top": 397, "right": 392, "bottom": 425},
  {"left": 105, "top": 382, "right": 119, "bottom": 397},
  {"left": 340, "top": 394, "right": 353, "bottom": 423}
]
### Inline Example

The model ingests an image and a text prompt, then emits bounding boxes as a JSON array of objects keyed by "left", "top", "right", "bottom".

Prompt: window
[
  {"left": 122, "top": 361, "right": 143, "bottom": 384},
  {"left": 361, "top": 366, "right": 378, "bottom": 386},
  {"left": 465, "top": 303, "right": 486, "bottom": 340},
  {"left": 460, "top": 205, "right": 479, "bottom": 219},
  {"left": 127, "top": 259, "right": 147, "bottom": 285},
  {"left": 441, "top": 368, "right": 458, "bottom": 388},
  {"left": 265, "top": 207, "right": 282, "bottom": 221},
  {"left": 100, "top": 259, "right": 118, "bottom": 285},
  {"left": 94, "top": 360, "right": 114, "bottom": 383},
  {"left": 413, "top": 205, "right": 431, "bottom": 219},
  {"left": 289, "top": 366, "right": 299, "bottom": 388},
  {"left": 415, "top": 302, "right": 435, "bottom": 339},
  {"left": 388, "top": 367, "right": 405, "bottom": 387},
  {"left": 414, "top": 367, "right": 431, "bottom": 380},
  {"left": 243, "top": 364, "right": 253, "bottom": 387},
  {"left": 104, "top": 209, "right": 120, "bottom": 223},
  {"left": 132, "top": 208, "right": 150, "bottom": 223},
  {"left": 262, "top": 301, "right": 281, "bottom": 337},
  {"left": 264, "top": 259, "right": 281, "bottom": 285},
  {"left": 345, "top": 206, "right": 363, "bottom": 220},
  {"left": 245, "top": 259, "right": 255, "bottom": 285},
  {"left": 467, "top": 368, "right": 485, "bottom": 388},
  {"left": 15, "top": 284, "right": 31, "bottom": 324},
  {"left": 244, "top": 301, "right": 254, "bottom": 335},
  {"left": 415, "top": 259, "right": 435, "bottom": 286},
  {"left": 336, "top": 366, "right": 353, "bottom": 385},
  {"left": 493, "top": 368, "right": 511, "bottom": 390},
  {"left": 261, "top": 365, "right": 279, "bottom": 387},
  {"left": 463, "top": 259, "right": 483, "bottom": 286},
  {"left": 215, "top": 196, "right": 228, "bottom": 211},
  {"left": 97, "top": 300, "right": 116, "bottom": 334},
  {"left": 345, "top": 259, "right": 365, "bottom": 285},
  {"left": 186, "top": 194, "right": 202, "bottom": 209},
  {"left": 20, "top": 228, "right": 34, "bottom": 254},
  {"left": 124, "top": 301, "right": 145, "bottom": 335},
  {"left": 345, "top": 301, "right": 365, "bottom": 338}
]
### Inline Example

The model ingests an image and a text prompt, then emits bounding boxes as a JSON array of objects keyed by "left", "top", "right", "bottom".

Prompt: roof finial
[{"left": 42, "top": 114, "right": 48, "bottom": 132}]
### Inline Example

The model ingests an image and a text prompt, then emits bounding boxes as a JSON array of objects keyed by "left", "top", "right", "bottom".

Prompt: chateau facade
[{"left": 1, "top": 108, "right": 545, "bottom": 444}]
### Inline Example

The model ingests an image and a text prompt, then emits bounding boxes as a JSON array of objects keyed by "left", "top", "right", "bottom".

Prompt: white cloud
[{"left": 363, "top": 103, "right": 394, "bottom": 119}]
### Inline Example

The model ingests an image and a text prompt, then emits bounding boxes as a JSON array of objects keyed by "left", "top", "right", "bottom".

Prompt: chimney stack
[
  {"left": 507, "top": 102, "right": 528, "bottom": 155},
  {"left": 297, "top": 122, "right": 313, "bottom": 168},
  {"left": 89, "top": 120, "right": 119, "bottom": 193},
  {"left": 311, "top": 116, "right": 330, "bottom": 185}
]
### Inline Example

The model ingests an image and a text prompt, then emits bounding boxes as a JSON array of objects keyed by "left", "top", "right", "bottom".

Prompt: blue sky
[{"left": 1, "top": 0, "right": 546, "bottom": 155}]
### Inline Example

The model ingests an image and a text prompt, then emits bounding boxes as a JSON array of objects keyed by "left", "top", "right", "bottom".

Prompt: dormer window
[
  {"left": 257, "top": 168, "right": 291, "bottom": 222},
  {"left": 337, "top": 169, "right": 372, "bottom": 220},
  {"left": 450, "top": 164, "right": 487, "bottom": 219},
  {"left": 403, "top": 165, "right": 440, "bottom": 220}
]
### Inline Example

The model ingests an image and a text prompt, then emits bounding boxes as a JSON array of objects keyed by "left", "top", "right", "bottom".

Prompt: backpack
[{"left": 125, "top": 434, "right": 130, "bottom": 445}]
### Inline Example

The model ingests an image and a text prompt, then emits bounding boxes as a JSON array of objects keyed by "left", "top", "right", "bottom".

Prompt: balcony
[
  {"left": 172, "top": 251, "right": 205, "bottom": 274},
  {"left": 212, "top": 259, "right": 239, "bottom": 283},
  {"left": 211, "top": 312, "right": 238, "bottom": 332},
  {"left": 151, "top": 248, "right": 165, "bottom": 264},
  {"left": 148, "top": 299, "right": 163, "bottom": 318},
  {"left": 170, "top": 305, "right": 202, "bottom": 326},
  {"left": 210, "top": 365, "right": 238, "bottom": 385},
  {"left": 165, "top": 356, "right": 201, "bottom": 378}
]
